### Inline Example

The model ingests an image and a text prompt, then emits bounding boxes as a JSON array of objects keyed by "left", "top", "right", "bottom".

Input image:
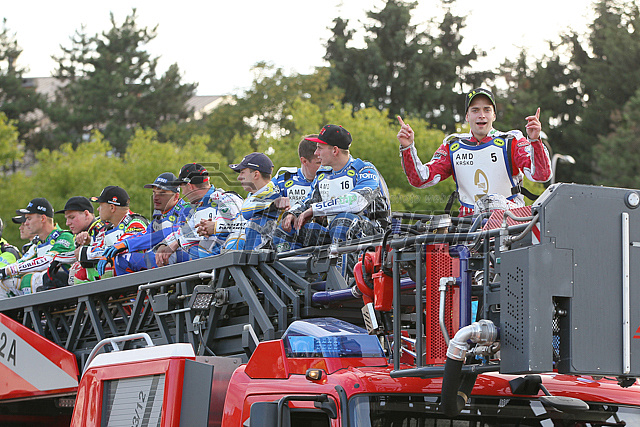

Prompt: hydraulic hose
[
  {"left": 311, "top": 277, "right": 416, "bottom": 305},
  {"left": 441, "top": 320, "right": 498, "bottom": 417}
]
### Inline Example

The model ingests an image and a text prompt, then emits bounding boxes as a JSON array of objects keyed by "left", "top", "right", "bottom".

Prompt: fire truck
[{"left": 0, "top": 183, "right": 639, "bottom": 426}]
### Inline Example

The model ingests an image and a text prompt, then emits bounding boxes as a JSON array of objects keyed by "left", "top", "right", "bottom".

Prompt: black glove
[{"left": 47, "top": 260, "right": 61, "bottom": 279}]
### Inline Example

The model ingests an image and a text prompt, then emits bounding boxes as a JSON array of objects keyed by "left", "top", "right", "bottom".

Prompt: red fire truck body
[
  {"left": 65, "top": 326, "right": 640, "bottom": 426},
  {"left": 0, "top": 183, "right": 637, "bottom": 426}
]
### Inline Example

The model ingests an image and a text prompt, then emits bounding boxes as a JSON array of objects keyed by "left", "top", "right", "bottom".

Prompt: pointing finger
[
  {"left": 535, "top": 107, "right": 540, "bottom": 120},
  {"left": 397, "top": 116, "right": 405, "bottom": 126}
]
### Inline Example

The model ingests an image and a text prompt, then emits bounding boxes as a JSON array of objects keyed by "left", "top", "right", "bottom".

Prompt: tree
[
  {"left": 0, "top": 112, "right": 23, "bottom": 170},
  {"left": 546, "top": 0, "right": 640, "bottom": 184},
  {"left": 265, "top": 98, "right": 460, "bottom": 215},
  {"left": 594, "top": 88, "right": 640, "bottom": 188},
  {"left": 0, "top": 19, "right": 45, "bottom": 149},
  {"left": 324, "top": 0, "right": 491, "bottom": 133},
  {"left": 161, "top": 63, "right": 344, "bottom": 165},
  {"left": 0, "top": 128, "right": 227, "bottom": 246},
  {"left": 46, "top": 10, "right": 197, "bottom": 153},
  {"left": 491, "top": 0, "right": 640, "bottom": 185}
]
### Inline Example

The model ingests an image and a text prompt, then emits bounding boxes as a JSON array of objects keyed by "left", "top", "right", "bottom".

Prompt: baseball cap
[
  {"left": 143, "top": 172, "right": 179, "bottom": 192},
  {"left": 11, "top": 215, "right": 25, "bottom": 224},
  {"left": 16, "top": 197, "right": 54, "bottom": 218},
  {"left": 305, "top": 124, "right": 352, "bottom": 149},
  {"left": 229, "top": 152, "right": 274, "bottom": 174},
  {"left": 90, "top": 186, "right": 130, "bottom": 206},
  {"left": 172, "top": 163, "right": 210, "bottom": 185},
  {"left": 55, "top": 196, "right": 94, "bottom": 214},
  {"left": 465, "top": 88, "right": 496, "bottom": 114}
]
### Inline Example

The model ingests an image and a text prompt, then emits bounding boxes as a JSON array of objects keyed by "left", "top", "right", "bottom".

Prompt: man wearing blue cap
[
  {"left": 98, "top": 172, "right": 190, "bottom": 275},
  {"left": 198, "top": 152, "right": 282, "bottom": 250}
]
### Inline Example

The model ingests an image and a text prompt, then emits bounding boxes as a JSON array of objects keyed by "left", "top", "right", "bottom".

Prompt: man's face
[
  {"left": 19, "top": 222, "right": 34, "bottom": 240},
  {"left": 179, "top": 183, "right": 201, "bottom": 203},
  {"left": 152, "top": 188, "right": 178, "bottom": 211},
  {"left": 98, "top": 203, "right": 114, "bottom": 223},
  {"left": 237, "top": 168, "right": 258, "bottom": 193},
  {"left": 314, "top": 143, "right": 337, "bottom": 167},
  {"left": 465, "top": 96, "right": 496, "bottom": 140},
  {"left": 65, "top": 210, "right": 93, "bottom": 234},
  {"left": 300, "top": 155, "right": 322, "bottom": 179},
  {"left": 24, "top": 213, "right": 44, "bottom": 237}
]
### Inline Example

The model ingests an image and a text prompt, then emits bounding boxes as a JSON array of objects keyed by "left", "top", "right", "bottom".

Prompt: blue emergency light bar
[{"left": 283, "top": 318, "right": 385, "bottom": 358}]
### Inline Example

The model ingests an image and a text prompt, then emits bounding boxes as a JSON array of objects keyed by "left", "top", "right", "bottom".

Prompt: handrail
[
  {"left": 139, "top": 271, "right": 214, "bottom": 291},
  {"left": 83, "top": 332, "right": 154, "bottom": 374}
]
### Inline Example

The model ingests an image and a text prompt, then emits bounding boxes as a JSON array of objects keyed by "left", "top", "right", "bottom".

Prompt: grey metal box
[{"left": 499, "top": 184, "right": 640, "bottom": 377}]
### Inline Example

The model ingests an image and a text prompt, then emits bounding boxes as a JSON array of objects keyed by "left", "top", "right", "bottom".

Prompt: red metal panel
[
  {"left": 482, "top": 205, "right": 533, "bottom": 230},
  {"left": 424, "top": 244, "right": 459, "bottom": 365},
  {"left": 0, "top": 313, "right": 79, "bottom": 401},
  {"left": 244, "top": 340, "right": 288, "bottom": 379},
  {"left": 72, "top": 357, "right": 187, "bottom": 427}
]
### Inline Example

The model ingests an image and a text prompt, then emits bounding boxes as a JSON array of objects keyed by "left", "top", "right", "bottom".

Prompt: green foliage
[
  {"left": 324, "top": 0, "right": 491, "bottom": 133},
  {"left": 500, "top": 0, "right": 640, "bottom": 185},
  {"left": 594, "top": 88, "right": 640, "bottom": 188},
  {"left": 46, "top": 10, "right": 197, "bottom": 153},
  {"left": 0, "top": 128, "right": 226, "bottom": 246},
  {"left": 0, "top": 112, "right": 23, "bottom": 168},
  {"left": 574, "top": 0, "right": 640, "bottom": 184},
  {"left": 162, "top": 63, "right": 344, "bottom": 165}
]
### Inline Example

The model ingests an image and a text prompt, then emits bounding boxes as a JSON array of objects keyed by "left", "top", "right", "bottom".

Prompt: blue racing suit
[
  {"left": 165, "top": 187, "right": 244, "bottom": 259},
  {"left": 271, "top": 167, "right": 313, "bottom": 206},
  {"left": 113, "top": 199, "right": 190, "bottom": 275},
  {"left": 226, "top": 181, "right": 282, "bottom": 250},
  {"left": 273, "top": 156, "right": 390, "bottom": 252}
]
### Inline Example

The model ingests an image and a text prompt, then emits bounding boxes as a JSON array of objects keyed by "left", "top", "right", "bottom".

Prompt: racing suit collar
[
  {"left": 470, "top": 128, "right": 498, "bottom": 145},
  {"left": 195, "top": 186, "right": 216, "bottom": 207},
  {"left": 330, "top": 155, "right": 354, "bottom": 174},
  {"left": 251, "top": 182, "right": 270, "bottom": 196},
  {"left": 41, "top": 225, "right": 64, "bottom": 244}
]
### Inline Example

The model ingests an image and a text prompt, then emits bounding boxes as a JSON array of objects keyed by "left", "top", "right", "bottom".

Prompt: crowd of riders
[{"left": 0, "top": 89, "right": 552, "bottom": 298}]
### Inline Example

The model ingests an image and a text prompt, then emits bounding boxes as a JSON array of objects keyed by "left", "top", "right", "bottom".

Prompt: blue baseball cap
[
  {"left": 144, "top": 172, "right": 179, "bottom": 193},
  {"left": 229, "top": 152, "right": 274, "bottom": 174}
]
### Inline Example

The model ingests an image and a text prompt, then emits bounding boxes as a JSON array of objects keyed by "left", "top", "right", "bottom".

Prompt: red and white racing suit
[{"left": 400, "top": 129, "right": 552, "bottom": 216}]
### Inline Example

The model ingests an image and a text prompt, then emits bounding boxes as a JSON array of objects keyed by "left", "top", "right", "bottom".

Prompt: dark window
[
  {"left": 290, "top": 409, "right": 331, "bottom": 427},
  {"left": 349, "top": 394, "right": 640, "bottom": 426}
]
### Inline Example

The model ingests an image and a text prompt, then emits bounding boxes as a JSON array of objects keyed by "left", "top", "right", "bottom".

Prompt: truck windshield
[{"left": 349, "top": 394, "right": 640, "bottom": 426}]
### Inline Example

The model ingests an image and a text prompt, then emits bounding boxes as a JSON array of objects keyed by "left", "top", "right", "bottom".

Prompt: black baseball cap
[
  {"left": 144, "top": 172, "right": 179, "bottom": 193},
  {"left": 55, "top": 196, "right": 94, "bottom": 214},
  {"left": 172, "top": 163, "right": 210, "bottom": 185},
  {"left": 11, "top": 215, "right": 26, "bottom": 224},
  {"left": 305, "top": 124, "right": 352, "bottom": 149},
  {"left": 90, "top": 186, "right": 130, "bottom": 206},
  {"left": 229, "top": 152, "right": 274, "bottom": 174},
  {"left": 464, "top": 88, "right": 496, "bottom": 114},
  {"left": 16, "top": 197, "right": 54, "bottom": 218}
]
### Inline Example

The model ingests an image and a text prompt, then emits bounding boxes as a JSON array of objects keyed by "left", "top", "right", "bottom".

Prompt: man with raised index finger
[{"left": 397, "top": 88, "right": 552, "bottom": 216}]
